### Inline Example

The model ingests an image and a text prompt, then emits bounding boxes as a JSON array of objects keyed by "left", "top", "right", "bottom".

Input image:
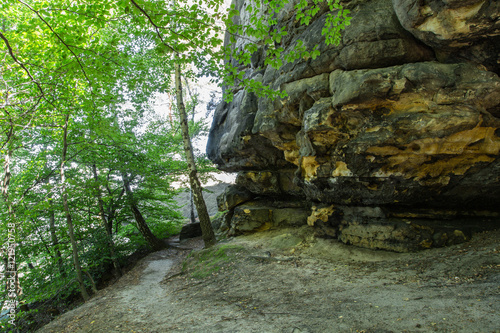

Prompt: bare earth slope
[{"left": 37, "top": 228, "right": 500, "bottom": 333}]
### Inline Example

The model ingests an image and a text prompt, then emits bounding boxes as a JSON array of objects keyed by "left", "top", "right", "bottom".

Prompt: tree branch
[
  {"left": 0, "top": 31, "right": 45, "bottom": 96},
  {"left": 45, "top": 7, "right": 129, "bottom": 23},
  {"left": 129, "top": 0, "right": 176, "bottom": 53},
  {"left": 17, "top": 0, "right": 92, "bottom": 85}
]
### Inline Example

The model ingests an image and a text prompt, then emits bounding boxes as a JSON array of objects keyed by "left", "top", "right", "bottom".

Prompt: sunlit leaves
[
  {"left": 222, "top": 0, "right": 351, "bottom": 102},
  {"left": 323, "top": 0, "right": 351, "bottom": 45}
]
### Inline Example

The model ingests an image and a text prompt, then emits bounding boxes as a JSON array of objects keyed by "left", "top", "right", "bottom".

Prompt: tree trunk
[
  {"left": 189, "top": 190, "right": 196, "bottom": 224},
  {"left": 45, "top": 179, "right": 64, "bottom": 276},
  {"left": 60, "top": 114, "right": 90, "bottom": 302},
  {"left": 174, "top": 61, "right": 216, "bottom": 247},
  {"left": 106, "top": 183, "right": 125, "bottom": 235},
  {"left": 32, "top": 216, "right": 64, "bottom": 277},
  {"left": 184, "top": 75, "right": 198, "bottom": 225},
  {"left": 122, "top": 173, "right": 166, "bottom": 251},
  {"left": 48, "top": 200, "right": 64, "bottom": 276},
  {"left": 1, "top": 148, "right": 21, "bottom": 314},
  {"left": 92, "top": 164, "right": 123, "bottom": 277},
  {"left": 83, "top": 270, "right": 98, "bottom": 293}
]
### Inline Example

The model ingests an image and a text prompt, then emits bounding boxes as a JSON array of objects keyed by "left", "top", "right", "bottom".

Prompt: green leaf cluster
[{"left": 222, "top": 0, "right": 351, "bottom": 102}]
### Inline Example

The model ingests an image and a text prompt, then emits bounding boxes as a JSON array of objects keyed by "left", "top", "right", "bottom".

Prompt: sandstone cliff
[{"left": 207, "top": 0, "right": 500, "bottom": 252}]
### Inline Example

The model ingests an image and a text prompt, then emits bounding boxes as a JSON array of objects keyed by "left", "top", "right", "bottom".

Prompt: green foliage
[
  {"left": 222, "top": 0, "right": 351, "bottom": 102},
  {"left": 323, "top": 0, "right": 352, "bottom": 45},
  {"left": 213, "top": 210, "right": 229, "bottom": 220},
  {"left": 117, "top": 218, "right": 183, "bottom": 250}
]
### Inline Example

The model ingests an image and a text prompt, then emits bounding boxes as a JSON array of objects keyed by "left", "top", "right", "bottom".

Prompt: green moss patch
[{"left": 182, "top": 244, "right": 246, "bottom": 279}]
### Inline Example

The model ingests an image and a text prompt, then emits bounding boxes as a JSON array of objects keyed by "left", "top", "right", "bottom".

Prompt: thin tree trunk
[
  {"left": 183, "top": 76, "right": 196, "bottom": 122},
  {"left": 32, "top": 222, "right": 52, "bottom": 257},
  {"left": 108, "top": 190, "right": 124, "bottom": 235},
  {"left": 189, "top": 190, "right": 196, "bottom": 224},
  {"left": 106, "top": 182, "right": 125, "bottom": 235},
  {"left": 45, "top": 179, "right": 64, "bottom": 276},
  {"left": 174, "top": 60, "right": 216, "bottom": 247},
  {"left": 108, "top": 194, "right": 123, "bottom": 234},
  {"left": 92, "top": 164, "right": 122, "bottom": 277},
  {"left": 48, "top": 199, "right": 64, "bottom": 276},
  {"left": 60, "top": 114, "right": 89, "bottom": 302},
  {"left": 122, "top": 173, "right": 166, "bottom": 251},
  {"left": 1, "top": 148, "right": 21, "bottom": 315},
  {"left": 31, "top": 219, "right": 65, "bottom": 279},
  {"left": 1, "top": 149, "right": 13, "bottom": 216},
  {"left": 83, "top": 270, "right": 98, "bottom": 293},
  {"left": 183, "top": 77, "right": 197, "bottom": 225}
]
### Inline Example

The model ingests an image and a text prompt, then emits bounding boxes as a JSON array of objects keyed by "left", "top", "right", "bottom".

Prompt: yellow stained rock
[
  {"left": 307, "top": 205, "right": 335, "bottom": 226},
  {"left": 419, "top": 239, "right": 433, "bottom": 248},
  {"left": 311, "top": 130, "right": 342, "bottom": 147},
  {"left": 417, "top": 1, "right": 485, "bottom": 40},
  {"left": 453, "top": 230, "right": 467, "bottom": 240},
  {"left": 301, "top": 156, "right": 320, "bottom": 182},
  {"left": 284, "top": 150, "right": 300, "bottom": 165},
  {"left": 366, "top": 126, "right": 500, "bottom": 184},
  {"left": 246, "top": 171, "right": 273, "bottom": 183},
  {"left": 332, "top": 161, "right": 353, "bottom": 177}
]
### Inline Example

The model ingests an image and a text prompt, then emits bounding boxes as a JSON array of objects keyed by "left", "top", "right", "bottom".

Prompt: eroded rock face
[
  {"left": 393, "top": 0, "right": 500, "bottom": 73},
  {"left": 298, "top": 62, "right": 500, "bottom": 208},
  {"left": 207, "top": 0, "right": 500, "bottom": 251}
]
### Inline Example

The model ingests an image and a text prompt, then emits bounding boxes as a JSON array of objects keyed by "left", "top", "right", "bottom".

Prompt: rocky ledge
[{"left": 207, "top": 0, "right": 500, "bottom": 252}]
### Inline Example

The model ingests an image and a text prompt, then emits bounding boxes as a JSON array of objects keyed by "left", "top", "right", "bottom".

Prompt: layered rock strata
[{"left": 207, "top": 0, "right": 500, "bottom": 251}]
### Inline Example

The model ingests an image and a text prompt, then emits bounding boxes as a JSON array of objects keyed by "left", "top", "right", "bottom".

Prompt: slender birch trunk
[{"left": 174, "top": 60, "right": 216, "bottom": 247}]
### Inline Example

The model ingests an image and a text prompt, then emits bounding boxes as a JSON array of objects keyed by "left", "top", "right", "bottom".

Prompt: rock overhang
[{"left": 207, "top": 0, "right": 500, "bottom": 252}]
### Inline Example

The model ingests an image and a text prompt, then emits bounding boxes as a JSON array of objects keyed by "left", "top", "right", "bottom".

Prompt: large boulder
[
  {"left": 179, "top": 222, "right": 202, "bottom": 241},
  {"left": 217, "top": 185, "right": 254, "bottom": 211},
  {"left": 207, "top": 0, "right": 500, "bottom": 251}
]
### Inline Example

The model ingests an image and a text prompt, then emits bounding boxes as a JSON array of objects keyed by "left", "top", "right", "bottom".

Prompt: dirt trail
[
  {"left": 115, "top": 254, "right": 174, "bottom": 325},
  {"left": 36, "top": 249, "right": 181, "bottom": 333},
  {"left": 37, "top": 228, "right": 500, "bottom": 333}
]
